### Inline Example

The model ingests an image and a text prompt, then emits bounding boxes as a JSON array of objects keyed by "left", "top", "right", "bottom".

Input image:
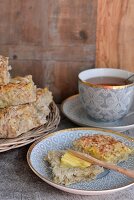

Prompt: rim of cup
[{"left": 78, "top": 68, "right": 134, "bottom": 89}]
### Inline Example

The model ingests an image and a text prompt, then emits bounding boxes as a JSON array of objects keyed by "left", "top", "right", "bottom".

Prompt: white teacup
[{"left": 78, "top": 68, "right": 134, "bottom": 121}]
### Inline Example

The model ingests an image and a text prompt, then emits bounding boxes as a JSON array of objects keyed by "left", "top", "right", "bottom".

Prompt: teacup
[{"left": 78, "top": 68, "right": 134, "bottom": 121}]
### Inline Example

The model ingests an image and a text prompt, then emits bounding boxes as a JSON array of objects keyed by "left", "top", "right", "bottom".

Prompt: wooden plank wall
[
  {"left": 0, "top": 0, "right": 97, "bottom": 103},
  {"left": 1, "top": 0, "right": 133, "bottom": 102},
  {"left": 96, "top": 0, "right": 134, "bottom": 71}
]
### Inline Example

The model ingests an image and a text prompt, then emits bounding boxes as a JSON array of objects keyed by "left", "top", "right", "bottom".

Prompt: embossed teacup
[{"left": 78, "top": 68, "right": 134, "bottom": 121}]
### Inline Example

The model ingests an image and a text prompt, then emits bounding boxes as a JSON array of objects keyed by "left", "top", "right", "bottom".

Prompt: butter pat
[{"left": 60, "top": 151, "right": 91, "bottom": 168}]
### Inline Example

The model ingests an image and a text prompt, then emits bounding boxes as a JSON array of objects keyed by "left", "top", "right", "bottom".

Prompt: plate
[
  {"left": 61, "top": 95, "right": 134, "bottom": 132},
  {"left": 27, "top": 127, "right": 134, "bottom": 195}
]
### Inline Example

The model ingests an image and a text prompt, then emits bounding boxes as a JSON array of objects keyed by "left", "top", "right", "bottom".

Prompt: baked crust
[
  {"left": 0, "top": 88, "right": 53, "bottom": 138},
  {"left": 0, "top": 75, "right": 36, "bottom": 108},
  {"left": 0, "top": 55, "right": 11, "bottom": 85},
  {"left": 73, "top": 134, "right": 132, "bottom": 163}
]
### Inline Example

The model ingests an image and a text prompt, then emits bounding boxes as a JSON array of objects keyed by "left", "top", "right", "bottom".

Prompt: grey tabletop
[{"left": 0, "top": 113, "right": 134, "bottom": 200}]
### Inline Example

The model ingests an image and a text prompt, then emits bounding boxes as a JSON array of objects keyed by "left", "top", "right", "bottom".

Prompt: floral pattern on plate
[{"left": 27, "top": 128, "right": 134, "bottom": 195}]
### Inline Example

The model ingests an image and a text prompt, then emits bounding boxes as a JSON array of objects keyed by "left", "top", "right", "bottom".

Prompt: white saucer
[{"left": 61, "top": 94, "right": 134, "bottom": 132}]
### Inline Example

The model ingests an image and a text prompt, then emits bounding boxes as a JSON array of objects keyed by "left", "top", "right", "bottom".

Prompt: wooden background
[
  {"left": 96, "top": 0, "right": 134, "bottom": 71},
  {"left": 0, "top": 0, "right": 133, "bottom": 102}
]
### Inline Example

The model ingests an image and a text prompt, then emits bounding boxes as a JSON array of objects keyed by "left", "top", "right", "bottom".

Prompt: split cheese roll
[
  {"left": 46, "top": 151, "right": 104, "bottom": 186},
  {"left": 0, "top": 75, "right": 36, "bottom": 108},
  {"left": 0, "top": 88, "right": 52, "bottom": 138},
  {"left": 73, "top": 134, "right": 133, "bottom": 164}
]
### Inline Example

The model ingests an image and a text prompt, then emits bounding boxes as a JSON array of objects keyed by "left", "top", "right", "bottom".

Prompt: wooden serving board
[{"left": 96, "top": 0, "right": 134, "bottom": 72}]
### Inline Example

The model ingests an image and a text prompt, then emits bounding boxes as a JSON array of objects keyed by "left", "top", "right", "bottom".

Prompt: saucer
[{"left": 61, "top": 94, "right": 134, "bottom": 132}]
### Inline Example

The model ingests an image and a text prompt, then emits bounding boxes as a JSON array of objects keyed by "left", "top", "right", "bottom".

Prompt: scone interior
[
  {"left": 73, "top": 134, "right": 133, "bottom": 163},
  {"left": 46, "top": 151, "right": 104, "bottom": 186},
  {"left": 0, "top": 87, "right": 53, "bottom": 138},
  {"left": 0, "top": 75, "right": 37, "bottom": 108}
]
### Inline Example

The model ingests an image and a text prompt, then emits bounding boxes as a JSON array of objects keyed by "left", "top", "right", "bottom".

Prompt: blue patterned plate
[
  {"left": 27, "top": 128, "right": 134, "bottom": 195},
  {"left": 61, "top": 95, "right": 134, "bottom": 132}
]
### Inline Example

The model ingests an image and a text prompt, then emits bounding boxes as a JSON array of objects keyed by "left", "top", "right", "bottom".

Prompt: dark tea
[{"left": 86, "top": 76, "right": 132, "bottom": 86}]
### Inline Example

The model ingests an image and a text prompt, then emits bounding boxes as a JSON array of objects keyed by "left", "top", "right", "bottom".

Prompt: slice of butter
[{"left": 60, "top": 151, "right": 91, "bottom": 168}]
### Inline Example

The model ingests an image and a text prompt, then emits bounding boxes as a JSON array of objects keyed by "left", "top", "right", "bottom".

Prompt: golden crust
[
  {"left": 0, "top": 55, "right": 11, "bottom": 85},
  {"left": 0, "top": 75, "right": 36, "bottom": 108},
  {"left": 73, "top": 134, "right": 132, "bottom": 163},
  {"left": 0, "top": 88, "right": 53, "bottom": 138}
]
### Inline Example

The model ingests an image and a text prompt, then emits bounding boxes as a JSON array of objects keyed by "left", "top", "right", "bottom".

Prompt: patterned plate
[
  {"left": 27, "top": 128, "right": 134, "bottom": 195},
  {"left": 61, "top": 95, "right": 134, "bottom": 132}
]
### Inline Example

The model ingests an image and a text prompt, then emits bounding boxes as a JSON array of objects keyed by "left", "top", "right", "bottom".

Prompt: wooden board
[
  {"left": 96, "top": 0, "right": 134, "bottom": 72},
  {"left": 0, "top": 0, "right": 97, "bottom": 102}
]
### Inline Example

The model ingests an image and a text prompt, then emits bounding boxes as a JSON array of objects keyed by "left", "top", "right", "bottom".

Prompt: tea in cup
[{"left": 78, "top": 68, "right": 134, "bottom": 121}]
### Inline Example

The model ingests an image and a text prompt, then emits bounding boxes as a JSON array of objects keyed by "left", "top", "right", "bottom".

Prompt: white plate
[
  {"left": 61, "top": 95, "right": 134, "bottom": 132},
  {"left": 27, "top": 128, "right": 134, "bottom": 195}
]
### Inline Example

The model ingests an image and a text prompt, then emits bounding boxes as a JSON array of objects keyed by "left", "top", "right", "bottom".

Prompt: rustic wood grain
[
  {"left": 96, "top": 0, "right": 134, "bottom": 72},
  {"left": 48, "top": 0, "right": 97, "bottom": 46},
  {"left": 10, "top": 59, "right": 93, "bottom": 103},
  {"left": 0, "top": 45, "right": 95, "bottom": 62},
  {"left": 0, "top": 0, "right": 97, "bottom": 102}
]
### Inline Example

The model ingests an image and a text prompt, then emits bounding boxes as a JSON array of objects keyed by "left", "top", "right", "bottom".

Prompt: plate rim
[
  {"left": 61, "top": 94, "right": 134, "bottom": 131},
  {"left": 27, "top": 127, "right": 134, "bottom": 195}
]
